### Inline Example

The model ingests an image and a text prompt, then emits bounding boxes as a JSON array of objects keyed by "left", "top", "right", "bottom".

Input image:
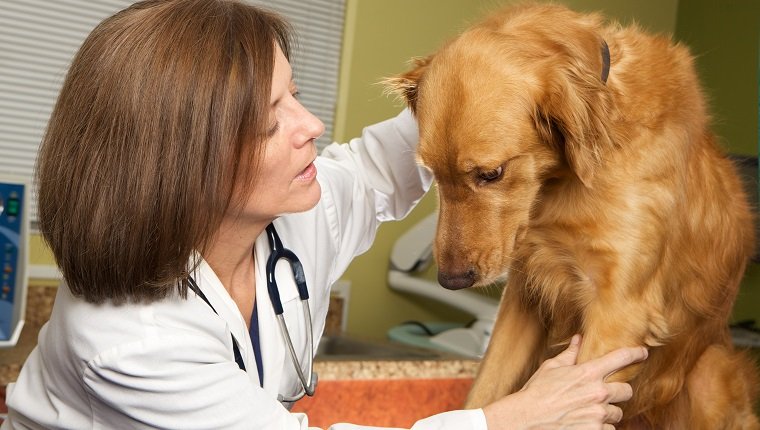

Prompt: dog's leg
[
  {"left": 465, "top": 285, "right": 544, "bottom": 409},
  {"left": 575, "top": 297, "right": 652, "bottom": 381},
  {"left": 684, "top": 345, "right": 760, "bottom": 430}
]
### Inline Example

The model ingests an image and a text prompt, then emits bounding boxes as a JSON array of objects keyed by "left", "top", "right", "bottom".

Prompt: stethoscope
[
  {"left": 265, "top": 222, "right": 318, "bottom": 402},
  {"left": 187, "top": 222, "right": 317, "bottom": 404}
]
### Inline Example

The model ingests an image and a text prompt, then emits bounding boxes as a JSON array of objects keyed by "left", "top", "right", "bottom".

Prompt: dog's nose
[{"left": 438, "top": 269, "right": 476, "bottom": 290}]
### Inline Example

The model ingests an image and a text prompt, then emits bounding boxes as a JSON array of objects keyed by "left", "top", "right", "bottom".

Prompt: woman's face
[{"left": 238, "top": 45, "right": 325, "bottom": 222}]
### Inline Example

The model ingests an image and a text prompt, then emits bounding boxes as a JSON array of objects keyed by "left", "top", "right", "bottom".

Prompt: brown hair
[{"left": 36, "top": 0, "right": 292, "bottom": 303}]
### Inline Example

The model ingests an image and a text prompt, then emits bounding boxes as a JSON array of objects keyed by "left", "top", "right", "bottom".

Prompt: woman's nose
[
  {"left": 307, "top": 115, "right": 325, "bottom": 143},
  {"left": 298, "top": 104, "right": 325, "bottom": 146}
]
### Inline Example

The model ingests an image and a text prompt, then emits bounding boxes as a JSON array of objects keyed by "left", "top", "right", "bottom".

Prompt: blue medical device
[{"left": 0, "top": 176, "right": 29, "bottom": 347}]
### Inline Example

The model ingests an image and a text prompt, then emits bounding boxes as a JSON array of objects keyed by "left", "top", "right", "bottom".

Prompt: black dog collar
[{"left": 601, "top": 40, "right": 610, "bottom": 83}]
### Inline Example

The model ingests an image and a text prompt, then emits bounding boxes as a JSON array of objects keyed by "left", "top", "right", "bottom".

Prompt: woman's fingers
[
  {"left": 605, "top": 381, "right": 633, "bottom": 403},
  {"left": 563, "top": 403, "right": 623, "bottom": 424},
  {"left": 584, "top": 345, "right": 648, "bottom": 378},
  {"left": 605, "top": 403, "right": 624, "bottom": 423},
  {"left": 546, "top": 334, "right": 582, "bottom": 368}
]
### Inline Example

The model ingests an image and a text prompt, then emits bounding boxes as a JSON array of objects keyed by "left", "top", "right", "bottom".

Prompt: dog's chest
[{"left": 515, "top": 237, "right": 607, "bottom": 342}]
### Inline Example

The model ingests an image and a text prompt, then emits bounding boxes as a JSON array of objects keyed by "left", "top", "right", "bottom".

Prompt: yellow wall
[
  {"left": 27, "top": 233, "right": 58, "bottom": 287},
  {"left": 29, "top": 234, "right": 54, "bottom": 267},
  {"left": 334, "top": 0, "right": 679, "bottom": 339}
]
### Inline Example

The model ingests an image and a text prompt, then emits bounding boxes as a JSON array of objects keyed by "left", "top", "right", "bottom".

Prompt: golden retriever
[{"left": 387, "top": 3, "right": 759, "bottom": 429}]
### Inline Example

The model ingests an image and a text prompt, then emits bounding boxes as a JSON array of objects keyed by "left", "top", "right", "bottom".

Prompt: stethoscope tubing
[
  {"left": 266, "top": 223, "right": 317, "bottom": 402},
  {"left": 266, "top": 223, "right": 309, "bottom": 314}
]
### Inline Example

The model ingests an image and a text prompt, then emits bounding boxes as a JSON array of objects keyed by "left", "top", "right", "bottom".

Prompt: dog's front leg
[
  {"left": 576, "top": 297, "right": 650, "bottom": 383},
  {"left": 465, "top": 284, "right": 544, "bottom": 409}
]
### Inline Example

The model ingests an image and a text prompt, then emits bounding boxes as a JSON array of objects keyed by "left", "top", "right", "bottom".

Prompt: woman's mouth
[{"left": 295, "top": 162, "right": 317, "bottom": 181}]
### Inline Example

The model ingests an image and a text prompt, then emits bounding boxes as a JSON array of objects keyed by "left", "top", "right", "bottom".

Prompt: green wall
[
  {"left": 335, "top": 0, "right": 680, "bottom": 340},
  {"left": 675, "top": 1, "right": 759, "bottom": 156},
  {"left": 674, "top": 0, "right": 760, "bottom": 324}
]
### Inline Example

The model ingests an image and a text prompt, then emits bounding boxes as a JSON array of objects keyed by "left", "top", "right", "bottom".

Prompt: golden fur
[{"left": 387, "top": 4, "right": 759, "bottom": 429}]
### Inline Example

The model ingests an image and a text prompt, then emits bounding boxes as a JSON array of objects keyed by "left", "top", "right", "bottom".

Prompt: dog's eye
[{"left": 477, "top": 166, "right": 503, "bottom": 184}]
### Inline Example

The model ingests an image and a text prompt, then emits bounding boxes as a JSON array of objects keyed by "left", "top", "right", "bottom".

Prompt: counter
[
  {"left": 0, "top": 285, "right": 57, "bottom": 386},
  {"left": 314, "top": 358, "right": 477, "bottom": 380},
  {"left": 293, "top": 359, "right": 478, "bottom": 428}
]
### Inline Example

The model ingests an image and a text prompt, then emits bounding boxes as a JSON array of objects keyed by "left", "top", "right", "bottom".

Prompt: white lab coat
[{"left": 2, "top": 110, "right": 487, "bottom": 430}]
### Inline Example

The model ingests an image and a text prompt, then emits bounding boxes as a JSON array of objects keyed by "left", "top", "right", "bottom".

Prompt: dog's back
[{"left": 388, "top": 3, "right": 758, "bottom": 428}]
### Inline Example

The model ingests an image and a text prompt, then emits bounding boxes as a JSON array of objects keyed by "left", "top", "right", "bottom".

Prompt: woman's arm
[{"left": 315, "top": 108, "right": 432, "bottom": 277}]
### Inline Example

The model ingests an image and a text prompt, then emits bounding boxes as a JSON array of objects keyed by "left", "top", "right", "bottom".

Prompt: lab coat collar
[{"left": 191, "top": 256, "right": 261, "bottom": 389}]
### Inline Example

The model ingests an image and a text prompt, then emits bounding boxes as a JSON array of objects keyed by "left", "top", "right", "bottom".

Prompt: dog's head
[{"left": 386, "top": 4, "right": 615, "bottom": 290}]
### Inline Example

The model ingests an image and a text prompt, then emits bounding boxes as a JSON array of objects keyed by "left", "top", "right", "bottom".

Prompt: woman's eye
[{"left": 477, "top": 166, "right": 503, "bottom": 183}]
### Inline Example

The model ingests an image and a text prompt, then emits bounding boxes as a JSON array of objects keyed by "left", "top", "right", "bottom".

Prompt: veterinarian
[{"left": 2, "top": 1, "right": 647, "bottom": 429}]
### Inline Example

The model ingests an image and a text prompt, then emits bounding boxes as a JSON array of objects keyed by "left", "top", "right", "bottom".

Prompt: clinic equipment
[
  {"left": 0, "top": 176, "right": 30, "bottom": 348},
  {"left": 187, "top": 222, "right": 316, "bottom": 402},
  {"left": 388, "top": 212, "right": 499, "bottom": 358}
]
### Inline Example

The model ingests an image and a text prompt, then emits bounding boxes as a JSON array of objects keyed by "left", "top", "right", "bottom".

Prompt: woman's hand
[{"left": 482, "top": 335, "right": 648, "bottom": 430}]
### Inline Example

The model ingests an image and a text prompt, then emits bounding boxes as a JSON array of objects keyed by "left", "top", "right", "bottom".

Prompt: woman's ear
[{"left": 382, "top": 55, "right": 433, "bottom": 114}]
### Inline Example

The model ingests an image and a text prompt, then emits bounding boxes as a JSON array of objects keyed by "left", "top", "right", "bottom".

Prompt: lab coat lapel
[{"left": 193, "top": 259, "right": 259, "bottom": 387}]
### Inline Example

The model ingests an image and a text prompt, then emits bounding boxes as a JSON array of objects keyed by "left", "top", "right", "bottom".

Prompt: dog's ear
[
  {"left": 383, "top": 55, "right": 433, "bottom": 114},
  {"left": 533, "top": 41, "right": 615, "bottom": 188}
]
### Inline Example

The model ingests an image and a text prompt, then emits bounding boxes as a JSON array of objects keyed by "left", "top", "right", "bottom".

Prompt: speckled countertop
[
  {"left": 314, "top": 358, "right": 479, "bottom": 380},
  {"left": 0, "top": 285, "right": 57, "bottom": 386}
]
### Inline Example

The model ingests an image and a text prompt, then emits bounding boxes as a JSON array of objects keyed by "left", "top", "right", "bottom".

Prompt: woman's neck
[{"left": 203, "top": 217, "right": 270, "bottom": 327}]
